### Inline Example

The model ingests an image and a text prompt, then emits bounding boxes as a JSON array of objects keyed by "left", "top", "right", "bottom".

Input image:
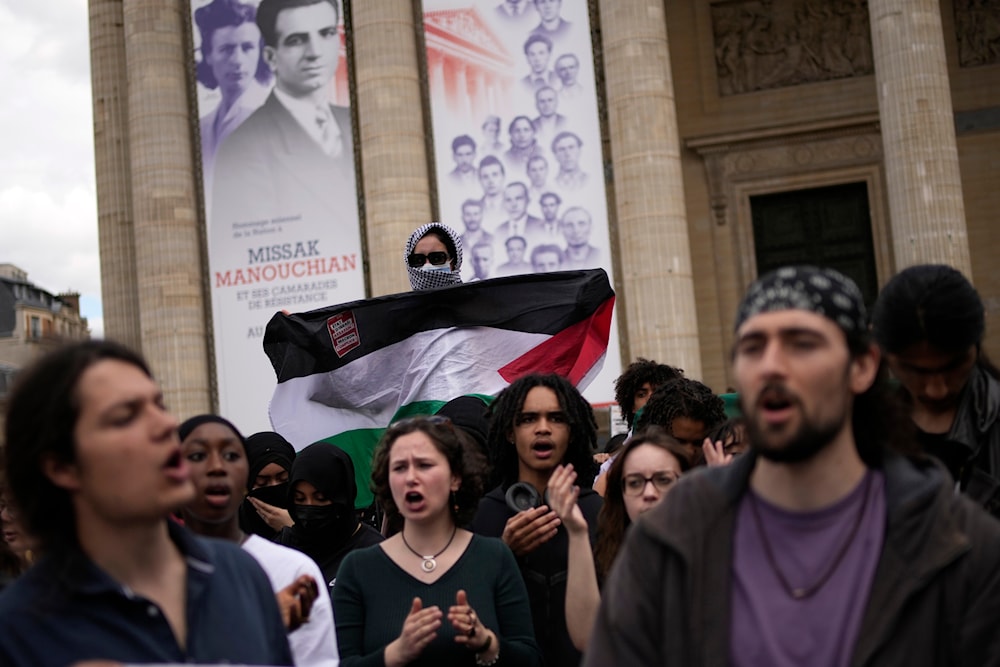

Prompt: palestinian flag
[{"left": 263, "top": 269, "right": 615, "bottom": 507}]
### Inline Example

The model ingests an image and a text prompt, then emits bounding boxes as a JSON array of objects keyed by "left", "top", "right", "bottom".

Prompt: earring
[{"left": 451, "top": 490, "right": 459, "bottom": 515}]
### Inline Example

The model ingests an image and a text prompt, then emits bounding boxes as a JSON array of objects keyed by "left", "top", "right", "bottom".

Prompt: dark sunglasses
[{"left": 407, "top": 252, "right": 450, "bottom": 268}]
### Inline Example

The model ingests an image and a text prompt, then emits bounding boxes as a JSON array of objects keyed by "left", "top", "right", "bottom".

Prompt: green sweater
[{"left": 333, "top": 534, "right": 542, "bottom": 667}]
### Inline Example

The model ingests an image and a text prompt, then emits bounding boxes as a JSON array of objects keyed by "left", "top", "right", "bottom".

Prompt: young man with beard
[
  {"left": 471, "top": 374, "right": 601, "bottom": 667},
  {"left": 585, "top": 266, "right": 1000, "bottom": 666}
]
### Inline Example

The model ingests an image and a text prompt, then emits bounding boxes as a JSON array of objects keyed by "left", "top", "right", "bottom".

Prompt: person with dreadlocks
[
  {"left": 405, "top": 222, "right": 464, "bottom": 291},
  {"left": 634, "top": 376, "right": 727, "bottom": 467},
  {"left": 594, "top": 358, "right": 684, "bottom": 494},
  {"left": 872, "top": 264, "right": 1000, "bottom": 517},
  {"left": 470, "top": 373, "right": 601, "bottom": 667}
]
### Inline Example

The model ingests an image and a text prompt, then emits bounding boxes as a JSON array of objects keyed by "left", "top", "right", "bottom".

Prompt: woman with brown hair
[
  {"left": 548, "top": 427, "right": 690, "bottom": 651},
  {"left": 333, "top": 416, "right": 541, "bottom": 667}
]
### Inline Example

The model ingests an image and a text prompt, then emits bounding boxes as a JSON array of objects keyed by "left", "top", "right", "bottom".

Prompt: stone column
[
  {"left": 598, "top": 0, "right": 702, "bottom": 376},
  {"left": 89, "top": 0, "right": 141, "bottom": 350},
  {"left": 352, "top": 2, "right": 435, "bottom": 296},
  {"left": 122, "top": 2, "right": 212, "bottom": 416},
  {"left": 869, "top": 0, "right": 972, "bottom": 275}
]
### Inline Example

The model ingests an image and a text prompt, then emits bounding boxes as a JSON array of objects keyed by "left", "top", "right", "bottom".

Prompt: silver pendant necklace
[{"left": 401, "top": 525, "right": 457, "bottom": 573}]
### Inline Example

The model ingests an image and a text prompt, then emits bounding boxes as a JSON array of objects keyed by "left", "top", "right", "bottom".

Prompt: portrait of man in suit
[
  {"left": 531, "top": 86, "right": 567, "bottom": 144},
  {"left": 494, "top": 182, "right": 543, "bottom": 244},
  {"left": 212, "top": 0, "right": 354, "bottom": 232},
  {"left": 521, "top": 33, "right": 558, "bottom": 93},
  {"left": 559, "top": 206, "right": 601, "bottom": 269}
]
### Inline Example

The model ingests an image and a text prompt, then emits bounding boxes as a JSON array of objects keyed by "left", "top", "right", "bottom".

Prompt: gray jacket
[{"left": 584, "top": 450, "right": 1000, "bottom": 666}]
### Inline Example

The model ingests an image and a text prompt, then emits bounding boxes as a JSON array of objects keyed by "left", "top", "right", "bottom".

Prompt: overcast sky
[{"left": 1, "top": 0, "right": 104, "bottom": 337}]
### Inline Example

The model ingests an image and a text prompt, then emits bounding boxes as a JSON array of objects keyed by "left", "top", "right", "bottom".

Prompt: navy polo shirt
[{"left": 0, "top": 520, "right": 293, "bottom": 666}]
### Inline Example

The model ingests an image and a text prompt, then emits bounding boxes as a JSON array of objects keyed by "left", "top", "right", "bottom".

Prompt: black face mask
[
  {"left": 249, "top": 482, "right": 289, "bottom": 509},
  {"left": 293, "top": 503, "right": 356, "bottom": 538}
]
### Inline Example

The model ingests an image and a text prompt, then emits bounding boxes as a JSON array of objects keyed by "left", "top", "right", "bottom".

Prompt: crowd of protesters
[{"left": 1, "top": 262, "right": 999, "bottom": 666}]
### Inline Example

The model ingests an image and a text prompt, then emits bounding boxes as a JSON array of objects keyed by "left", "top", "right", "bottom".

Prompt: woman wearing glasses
[
  {"left": 548, "top": 427, "right": 690, "bottom": 651},
  {"left": 405, "top": 223, "right": 464, "bottom": 291},
  {"left": 333, "top": 417, "right": 542, "bottom": 667}
]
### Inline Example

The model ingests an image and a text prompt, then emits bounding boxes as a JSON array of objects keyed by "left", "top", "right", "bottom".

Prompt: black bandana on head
[
  {"left": 406, "top": 222, "right": 464, "bottom": 291},
  {"left": 734, "top": 265, "right": 867, "bottom": 337}
]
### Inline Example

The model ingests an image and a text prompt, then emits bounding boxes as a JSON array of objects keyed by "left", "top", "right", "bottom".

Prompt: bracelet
[{"left": 474, "top": 634, "right": 499, "bottom": 667}]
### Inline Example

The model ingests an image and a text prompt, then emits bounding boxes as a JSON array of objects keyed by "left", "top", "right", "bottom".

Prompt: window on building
[{"left": 30, "top": 316, "right": 41, "bottom": 339}]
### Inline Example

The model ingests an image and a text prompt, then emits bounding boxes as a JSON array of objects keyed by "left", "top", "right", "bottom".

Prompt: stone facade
[{"left": 89, "top": 0, "right": 1000, "bottom": 405}]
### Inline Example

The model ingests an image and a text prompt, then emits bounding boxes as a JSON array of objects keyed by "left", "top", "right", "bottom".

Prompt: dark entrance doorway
[{"left": 750, "top": 182, "right": 879, "bottom": 307}]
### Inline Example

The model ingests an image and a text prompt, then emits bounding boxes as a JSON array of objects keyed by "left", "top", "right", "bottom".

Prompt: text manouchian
[{"left": 215, "top": 255, "right": 358, "bottom": 287}]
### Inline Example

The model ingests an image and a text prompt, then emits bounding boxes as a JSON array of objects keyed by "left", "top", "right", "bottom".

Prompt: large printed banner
[
  {"left": 422, "top": 0, "right": 621, "bottom": 402},
  {"left": 190, "top": 0, "right": 364, "bottom": 432}
]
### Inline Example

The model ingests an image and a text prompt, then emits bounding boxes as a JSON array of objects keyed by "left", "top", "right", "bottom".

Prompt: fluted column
[
  {"left": 598, "top": 0, "right": 701, "bottom": 376},
  {"left": 89, "top": 0, "right": 141, "bottom": 349},
  {"left": 352, "top": 1, "right": 434, "bottom": 296},
  {"left": 869, "top": 0, "right": 972, "bottom": 275},
  {"left": 122, "top": 2, "right": 212, "bottom": 416}
]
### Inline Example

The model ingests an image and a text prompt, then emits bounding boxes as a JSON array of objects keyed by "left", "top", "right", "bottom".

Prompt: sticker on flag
[{"left": 263, "top": 269, "right": 615, "bottom": 508}]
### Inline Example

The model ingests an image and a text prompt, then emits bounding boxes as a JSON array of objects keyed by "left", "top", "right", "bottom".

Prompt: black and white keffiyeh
[
  {"left": 405, "top": 222, "right": 464, "bottom": 291},
  {"left": 734, "top": 265, "right": 867, "bottom": 337}
]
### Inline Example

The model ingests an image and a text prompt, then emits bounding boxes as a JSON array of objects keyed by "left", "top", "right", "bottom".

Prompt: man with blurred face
[
  {"left": 585, "top": 265, "right": 1000, "bottom": 667},
  {"left": 477, "top": 156, "right": 507, "bottom": 226},
  {"left": 559, "top": 207, "right": 600, "bottom": 269},
  {"left": 521, "top": 34, "right": 557, "bottom": 93},
  {"left": 495, "top": 182, "right": 543, "bottom": 244},
  {"left": 552, "top": 131, "right": 587, "bottom": 191},
  {"left": 495, "top": 236, "right": 532, "bottom": 277},
  {"left": 449, "top": 135, "right": 478, "bottom": 191},
  {"left": 554, "top": 53, "right": 583, "bottom": 102},
  {"left": 531, "top": 0, "right": 571, "bottom": 40},
  {"left": 526, "top": 155, "right": 549, "bottom": 205},
  {"left": 538, "top": 192, "right": 562, "bottom": 241},
  {"left": 459, "top": 199, "right": 493, "bottom": 251},
  {"left": 531, "top": 244, "right": 563, "bottom": 273},
  {"left": 470, "top": 243, "right": 494, "bottom": 281},
  {"left": 531, "top": 86, "right": 567, "bottom": 144},
  {"left": 495, "top": 0, "right": 536, "bottom": 26},
  {"left": 212, "top": 0, "right": 353, "bottom": 226}
]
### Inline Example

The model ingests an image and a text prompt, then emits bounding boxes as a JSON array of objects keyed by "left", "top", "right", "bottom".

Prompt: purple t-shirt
[{"left": 730, "top": 470, "right": 885, "bottom": 667}]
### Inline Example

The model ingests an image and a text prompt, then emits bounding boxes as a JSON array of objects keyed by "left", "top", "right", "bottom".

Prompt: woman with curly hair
[
  {"left": 333, "top": 416, "right": 541, "bottom": 667},
  {"left": 548, "top": 427, "right": 690, "bottom": 651}
]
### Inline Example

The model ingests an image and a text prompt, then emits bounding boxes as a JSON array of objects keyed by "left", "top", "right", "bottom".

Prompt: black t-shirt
[{"left": 915, "top": 428, "right": 971, "bottom": 485}]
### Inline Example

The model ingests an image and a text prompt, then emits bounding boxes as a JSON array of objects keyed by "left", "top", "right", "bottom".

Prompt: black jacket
[
  {"left": 471, "top": 484, "right": 602, "bottom": 667},
  {"left": 945, "top": 365, "right": 1000, "bottom": 517},
  {"left": 584, "top": 451, "right": 1000, "bottom": 666}
]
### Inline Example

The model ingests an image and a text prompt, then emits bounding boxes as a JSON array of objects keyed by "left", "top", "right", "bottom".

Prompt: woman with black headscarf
[
  {"left": 240, "top": 431, "right": 296, "bottom": 540},
  {"left": 278, "top": 442, "right": 383, "bottom": 591}
]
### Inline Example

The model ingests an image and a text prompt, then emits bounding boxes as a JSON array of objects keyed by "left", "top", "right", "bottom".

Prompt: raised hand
[
  {"left": 501, "top": 504, "right": 561, "bottom": 556},
  {"left": 547, "top": 464, "right": 588, "bottom": 537},
  {"left": 702, "top": 436, "right": 734, "bottom": 468},
  {"left": 275, "top": 574, "right": 319, "bottom": 631},
  {"left": 385, "top": 597, "right": 442, "bottom": 667}
]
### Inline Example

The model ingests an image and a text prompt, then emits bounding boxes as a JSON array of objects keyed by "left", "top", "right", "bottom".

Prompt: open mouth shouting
[
  {"left": 203, "top": 483, "right": 234, "bottom": 509},
  {"left": 531, "top": 441, "right": 557, "bottom": 460},
  {"left": 403, "top": 490, "right": 426, "bottom": 512},
  {"left": 757, "top": 385, "right": 798, "bottom": 426}
]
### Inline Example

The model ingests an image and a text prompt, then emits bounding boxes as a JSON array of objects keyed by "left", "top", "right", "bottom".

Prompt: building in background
[
  {"left": 0, "top": 263, "right": 90, "bottom": 434},
  {"left": 86, "top": 0, "right": 1000, "bottom": 433}
]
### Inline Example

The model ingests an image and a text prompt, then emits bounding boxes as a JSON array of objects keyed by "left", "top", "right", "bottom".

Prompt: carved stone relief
[
  {"left": 954, "top": 0, "right": 1000, "bottom": 68},
  {"left": 711, "top": 0, "right": 874, "bottom": 95}
]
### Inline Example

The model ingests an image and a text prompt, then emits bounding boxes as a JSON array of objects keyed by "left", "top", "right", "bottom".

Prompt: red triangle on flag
[{"left": 498, "top": 296, "right": 615, "bottom": 385}]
